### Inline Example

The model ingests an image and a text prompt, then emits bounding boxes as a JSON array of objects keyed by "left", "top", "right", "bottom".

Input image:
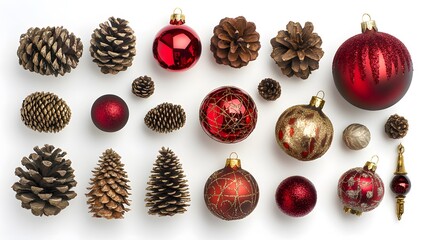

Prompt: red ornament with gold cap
[
  {"left": 390, "top": 144, "right": 411, "bottom": 220},
  {"left": 332, "top": 14, "right": 413, "bottom": 110},
  {"left": 152, "top": 8, "right": 202, "bottom": 71}
]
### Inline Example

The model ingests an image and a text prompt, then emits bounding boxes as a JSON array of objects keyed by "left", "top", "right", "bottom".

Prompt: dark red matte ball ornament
[
  {"left": 91, "top": 94, "right": 129, "bottom": 132},
  {"left": 275, "top": 176, "right": 317, "bottom": 217},
  {"left": 153, "top": 8, "right": 202, "bottom": 71},
  {"left": 332, "top": 14, "right": 413, "bottom": 110}
]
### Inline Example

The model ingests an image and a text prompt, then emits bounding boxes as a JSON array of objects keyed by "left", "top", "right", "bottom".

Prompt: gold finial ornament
[{"left": 390, "top": 144, "right": 411, "bottom": 220}]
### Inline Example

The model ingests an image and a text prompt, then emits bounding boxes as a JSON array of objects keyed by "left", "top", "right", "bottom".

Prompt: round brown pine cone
[
  {"left": 258, "top": 78, "right": 281, "bottom": 101},
  {"left": 210, "top": 16, "right": 261, "bottom": 68},
  {"left": 17, "top": 26, "right": 83, "bottom": 76},
  {"left": 144, "top": 103, "right": 186, "bottom": 133},
  {"left": 132, "top": 76, "right": 155, "bottom": 98},
  {"left": 385, "top": 114, "right": 409, "bottom": 139},
  {"left": 270, "top": 21, "right": 324, "bottom": 79},
  {"left": 90, "top": 17, "right": 136, "bottom": 74}
]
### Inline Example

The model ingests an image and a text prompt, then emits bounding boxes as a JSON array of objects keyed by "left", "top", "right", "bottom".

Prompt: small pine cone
[
  {"left": 11, "top": 145, "right": 77, "bottom": 216},
  {"left": 210, "top": 16, "right": 261, "bottom": 68},
  {"left": 145, "top": 147, "right": 190, "bottom": 216},
  {"left": 144, "top": 103, "right": 186, "bottom": 133},
  {"left": 21, "top": 92, "right": 71, "bottom": 133},
  {"left": 90, "top": 17, "right": 136, "bottom": 74},
  {"left": 132, "top": 76, "right": 155, "bottom": 98},
  {"left": 86, "top": 149, "right": 131, "bottom": 219},
  {"left": 17, "top": 26, "right": 83, "bottom": 76},
  {"left": 385, "top": 114, "right": 409, "bottom": 139},
  {"left": 270, "top": 21, "right": 324, "bottom": 79},
  {"left": 258, "top": 78, "right": 281, "bottom": 101}
]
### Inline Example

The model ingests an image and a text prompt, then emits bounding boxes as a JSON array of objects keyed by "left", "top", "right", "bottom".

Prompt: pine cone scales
[
  {"left": 90, "top": 17, "right": 136, "bottom": 74},
  {"left": 17, "top": 26, "right": 83, "bottom": 76},
  {"left": 271, "top": 21, "right": 324, "bottom": 79},
  {"left": 385, "top": 114, "right": 409, "bottom": 139},
  {"left": 258, "top": 78, "right": 281, "bottom": 101},
  {"left": 11, "top": 145, "right": 77, "bottom": 216},
  {"left": 87, "top": 149, "right": 131, "bottom": 219},
  {"left": 145, "top": 103, "right": 186, "bottom": 133},
  {"left": 145, "top": 147, "right": 190, "bottom": 216},
  {"left": 132, "top": 75, "right": 155, "bottom": 98},
  {"left": 210, "top": 16, "right": 261, "bottom": 68}
]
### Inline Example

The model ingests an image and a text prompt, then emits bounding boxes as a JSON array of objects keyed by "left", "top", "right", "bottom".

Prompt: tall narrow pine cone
[
  {"left": 270, "top": 21, "right": 324, "bottom": 79},
  {"left": 132, "top": 75, "right": 155, "bottom": 98},
  {"left": 21, "top": 92, "right": 71, "bottom": 133},
  {"left": 90, "top": 17, "right": 136, "bottom": 74},
  {"left": 258, "top": 78, "right": 281, "bottom": 101},
  {"left": 11, "top": 145, "right": 77, "bottom": 216},
  {"left": 17, "top": 26, "right": 83, "bottom": 76},
  {"left": 86, "top": 149, "right": 131, "bottom": 219},
  {"left": 144, "top": 103, "right": 186, "bottom": 133},
  {"left": 145, "top": 147, "right": 190, "bottom": 216},
  {"left": 385, "top": 114, "right": 409, "bottom": 139},
  {"left": 210, "top": 16, "right": 261, "bottom": 68}
]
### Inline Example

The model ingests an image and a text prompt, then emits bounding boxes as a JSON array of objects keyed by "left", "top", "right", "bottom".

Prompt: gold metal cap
[
  {"left": 361, "top": 13, "right": 378, "bottom": 32},
  {"left": 170, "top": 8, "right": 185, "bottom": 25},
  {"left": 225, "top": 152, "right": 241, "bottom": 170},
  {"left": 364, "top": 155, "right": 379, "bottom": 172},
  {"left": 395, "top": 144, "right": 407, "bottom": 175},
  {"left": 309, "top": 91, "right": 325, "bottom": 109}
]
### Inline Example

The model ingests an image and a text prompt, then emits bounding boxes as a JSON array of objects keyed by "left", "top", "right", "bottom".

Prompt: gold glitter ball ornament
[
  {"left": 342, "top": 123, "right": 371, "bottom": 150},
  {"left": 275, "top": 91, "right": 333, "bottom": 161}
]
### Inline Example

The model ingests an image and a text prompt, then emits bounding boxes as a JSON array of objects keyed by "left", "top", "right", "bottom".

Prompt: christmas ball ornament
[
  {"left": 199, "top": 86, "right": 258, "bottom": 143},
  {"left": 91, "top": 94, "right": 129, "bottom": 132},
  {"left": 390, "top": 144, "right": 411, "bottom": 220},
  {"left": 153, "top": 8, "right": 202, "bottom": 71},
  {"left": 342, "top": 123, "right": 371, "bottom": 150},
  {"left": 275, "top": 91, "right": 333, "bottom": 161},
  {"left": 338, "top": 156, "right": 385, "bottom": 215},
  {"left": 204, "top": 153, "right": 259, "bottom": 220},
  {"left": 275, "top": 176, "right": 317, "bottom": 217},
  {"left": 332, "top": 14, "right": 413, "bottom": 110}
]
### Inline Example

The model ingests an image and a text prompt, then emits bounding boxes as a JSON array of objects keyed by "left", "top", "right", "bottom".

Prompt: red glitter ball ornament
[
  {"left": 204, "top": 153, "right": 259, "bottom": 221},
  {"left": 332, "top": 14, "right": 413, "bottom": 110},
  {"left": 91, "top": 94, "right": 129, "bottom": 132},
  {"left": 152, "top": 8, "right": 202, "bottom": 71},
  {"left": 199, "top": 86, "right": 257, "bottom": 143},
  {"left": 275, "top": 176, "right": 317, "bottom": 217}
]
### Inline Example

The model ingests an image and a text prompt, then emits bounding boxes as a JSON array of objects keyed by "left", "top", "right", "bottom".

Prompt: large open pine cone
[
  {"left": 270, "top": 21, "right": 324, "bottom": 79},
  {"left": 17, "top": 26, "right": 83, "bottom": 76},
  {"left": 144, "top": 103, "right": 186, "bottom": 133},
  {"left": 385, "top": 114, "right": 409, "bottom": 139},
  {"left": 90, "top": 17, "right": 136, "bottom": 74},
  {"left": 210, "top": 16, "right": 261, "bottom": 68},
  {"left": 11, "top": 145, "right": 77, "bottom": 216}
]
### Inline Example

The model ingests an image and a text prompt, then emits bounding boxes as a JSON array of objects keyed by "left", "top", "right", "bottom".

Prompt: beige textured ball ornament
[{"left": 342, "top": 123, "right": 371, "bottom": 150}]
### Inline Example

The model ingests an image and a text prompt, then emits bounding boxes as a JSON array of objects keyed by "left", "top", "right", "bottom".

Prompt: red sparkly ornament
[
  {"left": 275, "top": 176, "right": 317, "bottom": 217},
  {"left": 199, "top": 86, "right": 257, "bottom": 143},
  {"left": 332, "top": 14, "right": 413, "bottom": 110},
  {"left": 338, "top": 156, "right": 385, "bottom": 216},
  {"left": 153, "top": 8, "right": 202, "bottom": 71},
  {"left": 204, "top": 153, "right": 259, "bottom": 220},
  {"left": 91, "top": 94, "right": 129, "bottom": 132}
]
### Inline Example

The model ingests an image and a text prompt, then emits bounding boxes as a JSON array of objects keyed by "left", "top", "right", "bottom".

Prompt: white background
[{"left": 0, "top": 0, "right": 426, "bottom": 239}]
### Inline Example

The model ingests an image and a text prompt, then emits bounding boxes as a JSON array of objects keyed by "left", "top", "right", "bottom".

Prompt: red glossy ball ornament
[
  {"left": 91, "top": 94, "right": 129, "bottom": 132},
  {"left": 337, "top": 156, "right": 385, "bottom": 216},
  {"left": 153, "top": 8, "right": 202, "bottom": 71},
  {"left": 275, "top": 176, "right": 317, "bottom": 217},
  {"left": 204, "top": 153, "right": 259, "bottom": 220},
  {"left": 390, "top": 144, "right": 411, "bottom": 220},
  {"left": 199, "top": 86, "right": 257, "bottom": 143},
  {"left": 332, "top": 14, "right": 413, "bottom": 110}
]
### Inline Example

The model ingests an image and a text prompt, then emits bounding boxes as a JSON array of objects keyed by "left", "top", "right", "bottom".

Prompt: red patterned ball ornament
[
  {"left": 199, "top": 86, "right": 257, "bottom": 143},
  {"left": 338, "top": 156, "right": 385, "bottom": 216},
  {"left": 204, "top": 153, "right": 259, "bottom": 221},
  {"left": 332, "top": 14, "right": 413, "bottom": 110},
  {"left": 153, "top": 8, "right": 202, "bottom": 71},
  {"left": 91, "top": 94, "right": 129, "bottom": 132}
]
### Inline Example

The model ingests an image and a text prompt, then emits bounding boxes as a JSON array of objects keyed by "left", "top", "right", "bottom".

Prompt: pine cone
[
  {"left": 17, "top": 26, "right": 83, "bottom": 76},
  {"left": 11, "top": 145, "right": 77, "bottom": 216},
  {"left": 210, "top": 16, "right": 261, "bottom": 68},
  {"left": 144, "top": 102, "right": 186, "bottom": 133},
  {"left": 258, "top": 78, "right": 281, "bottom": 101},
  {"left": 86, "top": 149, "right": 131, "bottom": 219},
  {"left": 132, "top": 75, "right": 155, "bottom": 98},
  {"left": 385, "top": 114, "right": 409, "bottom": 139},
  {"left": 270, "top": 21, "right": 324, "bottom": 79},
  {"left": 90, "top": 17, "right": 136, "bottom": 74},
  {"left": 145, "top": 147, "right": 190, "bottom": 216},
  {"left": 21, "top": 92, "right": 71, "bottom": 133}
]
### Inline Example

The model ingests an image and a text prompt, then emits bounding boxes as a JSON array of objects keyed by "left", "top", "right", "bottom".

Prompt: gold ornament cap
[
  {"left": 361, "top": 13, "right": 378, "bottom": 32},
  {"left": 395, "top": 144, "right": 407, "bottom": 175},
  {"left": 225, "top": 152, "right": 241, "bottom": 170},
  {"left": 309, "top": 91, "right": 325, "bottom": 109},
  {"left": 364, "top": 155, "right": 379, "bottom": 172},
  {"left": 170, "top": 8, "right": 185, "bottom": 25}
]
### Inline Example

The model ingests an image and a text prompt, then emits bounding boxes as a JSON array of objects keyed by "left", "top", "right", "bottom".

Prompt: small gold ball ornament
[{"left": 342, "top": 123, "right": 371, "bottom": 150}]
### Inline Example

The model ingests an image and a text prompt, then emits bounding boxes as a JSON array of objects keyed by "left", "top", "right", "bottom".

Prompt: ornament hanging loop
[
  {"left": 226, "top": 152, "right": 241, "bottom": 169},
  {"left": 365, "top": 155, "right": 379, "bottom": 172},
  {"left": 309, "top": 90, "right": 326, "bottom": 109},
  {"left": 170, "top": 7, "right": 186, "bottom": 25},
  {"left": 361, "top": 13, "right": 377, "bottom": 32}
]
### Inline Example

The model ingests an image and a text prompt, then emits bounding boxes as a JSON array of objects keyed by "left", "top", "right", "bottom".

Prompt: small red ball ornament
[
  {"left": 204, "top": 153, "right": 259, "bottom": 221},
  {"left": 332, "top": 14, "right": 413, "bottom": 110},
  {"left": 338, "top": 156, "right": 385, "bottom": 216},
  {"left": 152, "top": 8, "right": 202, "bottom": 71},
  {"left": 275, "top": 176, "right": 317, "bottom": 217},
  {"left": 199, "top": 86, "right": 258, "bottom": 143},
  {"left": 91, "top": 94, "right": 129, "bottom": 132},
  {"left": 390, "top": 144, "right": 411, "bottom": 220}
]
